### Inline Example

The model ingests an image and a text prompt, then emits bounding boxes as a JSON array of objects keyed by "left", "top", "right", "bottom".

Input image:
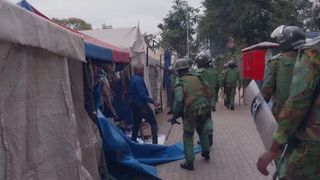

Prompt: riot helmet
[
  {"left": 195, "top": 53, "right": 211, "bottom": 68},
  {"left": 227, "top": 60, "right": 237, "bottom": 68},
  {"left": 174, "top": 58, "right": 190, "bottom": 71},
  {"left": 185, "top": 57, "right": 194, "bottom": 67},
  {"left": 270, "top": 25, "right": 305, "bottom": 52},
  {"left": 313, "top": 1, "right": 320, "bottom": 30}
]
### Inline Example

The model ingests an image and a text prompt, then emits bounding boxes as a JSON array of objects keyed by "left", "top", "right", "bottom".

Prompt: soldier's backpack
[{"left": 181, "top": 74, "right": 211, "bottom": 115}]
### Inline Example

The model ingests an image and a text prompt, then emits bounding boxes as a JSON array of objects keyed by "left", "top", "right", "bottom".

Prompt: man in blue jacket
[{"left": 128, "top": 64, "right": 160, "bottom": 144}]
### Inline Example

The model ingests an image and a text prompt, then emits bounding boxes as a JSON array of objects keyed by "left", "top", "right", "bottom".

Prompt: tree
[
  {"left": 101, "top": 24, "right": 113, "bottom": 29},
  {"left": 158, "top": 0, "right": 199, "bottom": 58},
  {"left": 270, "top": 0, "right": 314, "bottom": 30},
  {"left": 52, "top": 17, "right": 92, "bottom": 30},
  {"left": 199, "top": 0, "right": 275, "bottom": 57},
  {"left": 198, "top": 0, "right": 314, "bottom": 58},
  {"left": 142, "top": 32, "right": 158, "bottom": 49}
]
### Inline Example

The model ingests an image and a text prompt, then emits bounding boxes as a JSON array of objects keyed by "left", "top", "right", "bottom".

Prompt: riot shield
[{"left": 245, "top": 80, "right": 278, "bottom": 150}]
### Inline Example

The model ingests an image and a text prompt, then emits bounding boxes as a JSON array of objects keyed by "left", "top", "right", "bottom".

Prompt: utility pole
[{"left": 186, "top": 12, "right": 190, "bottom": 58}]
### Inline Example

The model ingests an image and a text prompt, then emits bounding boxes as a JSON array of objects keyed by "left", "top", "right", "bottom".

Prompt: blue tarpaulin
[
  {"left": 94, "top": 81, "right": 201, "bottom": 179},
  {"left": 84, "top": 43, "right": 112, "bottom": 62},
  {"left": 163, "top": 49, "right": 172, "bottom": 89},
  {"left": 112, "top": 80, "right": 133, "bottom": 125}
]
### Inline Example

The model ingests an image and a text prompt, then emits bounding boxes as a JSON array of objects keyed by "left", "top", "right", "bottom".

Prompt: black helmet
[
  {"left": 195, "top": 53, "right": 211, "bottom": 68},
  {"left": 174, "top": 58, "right": 190, "bottom": 71},
  {"left": 313, "top": 1, "right": 320, "bottom": 30},
  {"left": 227, "top": 60, "right": 237, "bottom": 68},
  {"left": 271, "top": 25, "right": 306, "bottom": 52}
]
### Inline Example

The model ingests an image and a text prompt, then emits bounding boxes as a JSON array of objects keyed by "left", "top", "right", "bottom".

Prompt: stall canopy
[
  {"left": 0, "top": 0, "right": 101, "bottom": 179},
  {"left": 18, "top": 0, "right": 130, "bottom": 63},
  {"left": 241, "top": 41, "right": 279, "bottom": 52},
  {"left": 241, "top": 42, "right": 279, "bottom": 81}
]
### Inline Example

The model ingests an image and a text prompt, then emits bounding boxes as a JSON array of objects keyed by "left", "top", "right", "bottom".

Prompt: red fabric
[
  {"left": 252, "top": 50, "right": 265, "bottom": 80},
  {"left": 242, "top": 50, "right": 265, "bottom": 80},
  {"left": 29, "top": 5, "right": 130, "bottom": 63}
]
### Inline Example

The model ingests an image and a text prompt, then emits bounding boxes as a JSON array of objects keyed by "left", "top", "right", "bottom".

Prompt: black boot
[
  {"left": 211, "top": 106, "right": 216, "bottom": 112},
  {"left": 208, "top": 134, "right": 213, "bottom": 147},
  {"left": 230, "top": 105, "right": 234, "bottom": 110},
  {"left": 201, "top": 152, "right": 210, "bottom": 160},
  {"left": 180, "top": 162, "right": 194, "bottom": 170}
]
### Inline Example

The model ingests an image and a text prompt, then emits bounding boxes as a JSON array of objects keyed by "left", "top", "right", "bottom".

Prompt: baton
[
  {"left": 165, "top": 124, "right": 174, "bottom": 141},
  {"left": 238, "top": 88, "right": 241, "bottom": 106},
  {"left": 165, "top": 114, "right": 181, "bottom": 141},
  {"left": 272, "top": 144, "right": 288, "bottom": 180}
]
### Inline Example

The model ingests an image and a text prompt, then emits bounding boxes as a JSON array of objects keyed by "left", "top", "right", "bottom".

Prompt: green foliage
[
  {"left": 142, "top": 32, "right": 159, "bottom": 49},
  {"left": 101, "top": 24, "right": 113, "bottom": 29},
  {"left": 52, "top": 17, "right": 92, "bottom": 30},
  {"left": 158, "top": 0, "right": 199, "bottom": 58},
  {"left": 198, "top": 0, "right": 313, "bottom": 57}
]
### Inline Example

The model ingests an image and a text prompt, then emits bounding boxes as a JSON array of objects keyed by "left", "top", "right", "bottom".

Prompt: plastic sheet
[{"left": 97, "top": 110, "right": 201, "bottom": 179}]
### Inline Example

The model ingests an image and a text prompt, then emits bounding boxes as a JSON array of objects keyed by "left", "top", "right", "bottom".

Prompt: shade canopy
[{"left": 18, "top": 0, "right": 130, "bottom": 63}]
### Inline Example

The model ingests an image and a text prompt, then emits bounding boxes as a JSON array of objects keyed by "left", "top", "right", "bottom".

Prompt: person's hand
[
  {"left": 257, "top": 150, "right": 278, "bottom": 176},
  {"left": 168, "top": 117, "right": 181, "bottom": 125},
  {"left": 154, "top": 101, "right": 161, "bottom": 107},
  {"left": 113, "top": 114, "right": 120, "bottom": 121}
]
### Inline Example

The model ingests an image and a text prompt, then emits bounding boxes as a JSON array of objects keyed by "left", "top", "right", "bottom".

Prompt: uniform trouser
[
  {"left": 183, "top": 112, "right": 210, "bottom": 164},
  {"left": 212, "top": 87, "right": 219, "bottom": 109},
  {"left": 211, "top": 97, "right": 217, "bottom": 110},
  {"left": 224, "top": 86, "right": 236, "bottom": 107},
  {"left": 167, "top": 88, "right": 174, "bottom": 111},
  {"left": 204, "top": 113, "right": 213, "bottom": 146},
  {"left": 283, "top": 142, "right": 320, "bottom": 180},
  {"left": 131, "top": 104, "right": 158, "bottom": 144}
]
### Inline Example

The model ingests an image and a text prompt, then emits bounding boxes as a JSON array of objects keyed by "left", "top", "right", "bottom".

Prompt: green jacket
[
  {"left": 262, "top": 52, "right": 297, "bottom": 104},
  {"left": 273, "top": 50, "right": 320, "bottom": 144},
  {"left": 224, "top": 68, "right": 240, "bottom": 87},
  {"left": 173, "top": 73, "right": 210, "bottom": 115},
  {"left": 261, "top": 52, "right": 297, "bottom": 119},
  {"left": 197, "top": 67, "right": 220, "bottom": 100}
]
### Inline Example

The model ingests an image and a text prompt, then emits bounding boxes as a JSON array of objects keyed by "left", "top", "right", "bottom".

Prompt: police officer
[
  {"left": 195, "top": 53, "right": 219, "bottom": 147},
  {"left": 173, "top": 58, "right": 211, "bottom": 170},
  {"left": 221, "top": 63, "right": 228, "bottom": 107},
  {"left": 196, "top": 53, "right": 220, "bottom": 112},
  {"left": 262, "top": 25, "right": 306, "bottom": 121},
  {"left": 223, "top": 60, "right": 240, "bottom": 110},
  {"left": 259, "top": 25, "right": 306, "bottom": 179},
  {"left": 257, "top": 7, "right": 320, "bottom": 178}
]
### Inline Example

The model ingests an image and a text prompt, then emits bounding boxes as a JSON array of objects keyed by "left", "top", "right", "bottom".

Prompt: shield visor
[{"left": 271, "top": 25, "right": 285, "bottom": 39}]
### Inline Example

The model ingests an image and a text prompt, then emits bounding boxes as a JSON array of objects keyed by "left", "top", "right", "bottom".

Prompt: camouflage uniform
[
  {"left": 173, "top": 72, "right": 210, "bottom": 165},
  {"left": 223, "top": 67, "right": 240, "bottom": 109},
  {"left": 197, "top": 68, "right": 219, "bottom": 146},
  {"left": 197, "top": 68, "right": 220, "bottom": 111},
  {"left": 220, "top": 67, "right": 228, "bottom": 106},
  {"left": 167, "top": 73, "right": 177, "bottom": 112},
  {"left": 261, "top": 52, "right": 297, "bottom": 120},
  {"left": 273, "top": 49, "right": 320, "bottom": 179}
]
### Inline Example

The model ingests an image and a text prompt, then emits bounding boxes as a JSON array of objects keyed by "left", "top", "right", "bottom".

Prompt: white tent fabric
[
  {"left": 0, "top": 1, "right": 100, "bottom": 180},
  {"left": 0, "top": 0, "right": 85, "bottom": 62}
]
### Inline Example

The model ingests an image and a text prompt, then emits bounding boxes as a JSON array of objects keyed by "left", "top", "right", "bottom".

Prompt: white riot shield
[{"left": 245, "top": 80, "right": 278, "bottom": 150}]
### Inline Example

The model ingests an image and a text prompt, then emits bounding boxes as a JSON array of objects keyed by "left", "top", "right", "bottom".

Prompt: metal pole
[
  {"left": 160, "top": 54, "right": 163, "bottom": 111},
  {"left": 146, "top": 47, "right": 149, "bottom": 67},
  {"left": 186, "top": 12, "right": 190, "bottom": 58}
]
